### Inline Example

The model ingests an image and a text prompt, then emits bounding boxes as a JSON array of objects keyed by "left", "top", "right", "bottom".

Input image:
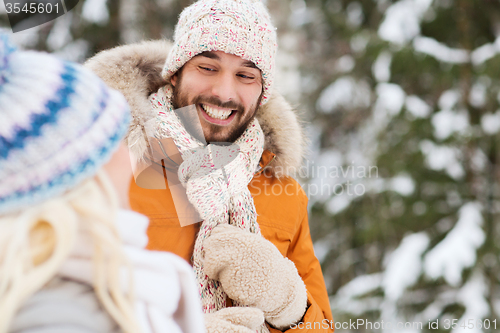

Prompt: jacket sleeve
[{"left": 268, "top": 205, "right": 334, "bottom": 333}]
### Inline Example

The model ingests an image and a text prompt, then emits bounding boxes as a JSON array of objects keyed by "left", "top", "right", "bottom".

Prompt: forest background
[{"left": 2, "top": 0, "right": 500, "bottom": 332}]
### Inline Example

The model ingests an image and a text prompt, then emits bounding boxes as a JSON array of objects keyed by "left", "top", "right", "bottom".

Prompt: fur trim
[
  {"left": 257, "top": 94, "right": 307, "bottom": 178},
  {"left": 85, "top": 40, "right": 306, "bottom": 177}
]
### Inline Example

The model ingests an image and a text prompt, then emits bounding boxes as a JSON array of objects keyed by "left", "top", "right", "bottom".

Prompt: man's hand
[
  {"left": 204, "top": 224, "right": 308, "bottom": 330},
  {"left": 205, "top": 307, "right": 265, "bottom": 333}
]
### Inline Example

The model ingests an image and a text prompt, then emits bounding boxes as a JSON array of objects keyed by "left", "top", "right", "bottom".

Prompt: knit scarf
[{"left": 150, "top": 85, "right": 265, "bottom": 313}]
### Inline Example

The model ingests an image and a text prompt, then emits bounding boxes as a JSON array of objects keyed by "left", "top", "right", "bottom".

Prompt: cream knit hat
[{"left": 162, "top": 0, "right": 277, "bottom": 105}]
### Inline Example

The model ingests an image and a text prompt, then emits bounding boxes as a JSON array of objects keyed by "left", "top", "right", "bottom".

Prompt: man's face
[{"left": 171, "top": 51, "right": 263, "bottom": 143}]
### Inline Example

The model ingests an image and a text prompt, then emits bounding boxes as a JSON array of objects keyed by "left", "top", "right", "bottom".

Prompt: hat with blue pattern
[{"left": 0, "top": 33, "right": 131, "bottom": 214}]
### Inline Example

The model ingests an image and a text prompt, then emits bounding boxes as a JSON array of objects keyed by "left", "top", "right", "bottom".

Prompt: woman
[{"left": 0, "top": 33, "right": 204, "bottom": 333}]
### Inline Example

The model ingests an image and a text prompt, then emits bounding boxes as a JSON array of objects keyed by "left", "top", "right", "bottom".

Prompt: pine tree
[
  {"left": 299, "top": 0, "right": 500, "bottom": 331},
  {"left": 0, "top": 0, "right": 186, "bottom": 61}
]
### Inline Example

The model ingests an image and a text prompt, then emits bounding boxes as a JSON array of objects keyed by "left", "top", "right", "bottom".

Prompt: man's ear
[{"left": 171, "top": 73, "right": 178, "bottom": 87}]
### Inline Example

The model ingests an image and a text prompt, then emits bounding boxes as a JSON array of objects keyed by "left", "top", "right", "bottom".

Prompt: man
[{"left": 86, "top": 0, "right": 334, "bottom": 332}]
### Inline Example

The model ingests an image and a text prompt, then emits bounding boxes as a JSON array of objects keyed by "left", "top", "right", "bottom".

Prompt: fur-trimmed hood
[{"left": 85, "top": 40, "right": 305, "bottom": 177}]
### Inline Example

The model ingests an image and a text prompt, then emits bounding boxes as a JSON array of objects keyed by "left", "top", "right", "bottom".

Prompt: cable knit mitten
[
  {"left": 204, "top": 224, "right": 308, "bottom": 330},
  {"left": 205, "top": 307, "right": 265, "bottom": 333}
]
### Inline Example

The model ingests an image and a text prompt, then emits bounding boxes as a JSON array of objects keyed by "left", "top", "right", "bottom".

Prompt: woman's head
[
  {"left": 0, "top": 33, "right": 130, "bottom": 215},
  {"left": 0, "top": 33, "right": 140, "bottom": 333}
]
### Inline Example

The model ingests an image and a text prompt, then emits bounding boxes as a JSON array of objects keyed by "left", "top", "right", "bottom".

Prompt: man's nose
[{"left": 211, "top": 73, "right": 237, "bottom": 103}]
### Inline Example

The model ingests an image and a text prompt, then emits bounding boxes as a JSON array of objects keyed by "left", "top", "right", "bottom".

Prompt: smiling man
[
  {"left": 85, "top": 0, "right": 334, "bottom": 332},
  {"left": 171, "top": 51, "right": 263, "bottom": 143}
]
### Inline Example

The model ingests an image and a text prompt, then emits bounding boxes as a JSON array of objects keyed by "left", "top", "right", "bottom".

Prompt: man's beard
[{"left": 171, "top": 82, "right": 261, "bottom": 144}]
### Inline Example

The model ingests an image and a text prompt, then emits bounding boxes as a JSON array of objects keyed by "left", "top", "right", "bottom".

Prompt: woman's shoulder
[{"left": 9, "top": 277, "right": 121, "bottom": 333}]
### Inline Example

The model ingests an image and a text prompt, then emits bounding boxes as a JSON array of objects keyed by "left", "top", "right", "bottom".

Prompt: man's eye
[
  {"left": 238, "top": 74, "right": 255, "bottom": 80},
  {"left": 199, "top": 66, "right": 215, "bottom": 72}
]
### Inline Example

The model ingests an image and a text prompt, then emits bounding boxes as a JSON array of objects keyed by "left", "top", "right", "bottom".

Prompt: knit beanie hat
[
  {"left": 0, "top": 33, "right": 131, "bottom": 215},
  {"left": 162, "top": 0, "right": 277, "bottom": 105}
]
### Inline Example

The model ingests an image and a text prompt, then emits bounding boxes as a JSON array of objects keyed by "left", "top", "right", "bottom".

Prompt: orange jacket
[{"left": 129, "top": 151, "right": 334, "bottom": 332}]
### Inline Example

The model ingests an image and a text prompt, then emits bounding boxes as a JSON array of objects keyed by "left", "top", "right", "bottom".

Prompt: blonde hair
[{"left": 0, "top": 171, "right": 141, "bottom": 333}]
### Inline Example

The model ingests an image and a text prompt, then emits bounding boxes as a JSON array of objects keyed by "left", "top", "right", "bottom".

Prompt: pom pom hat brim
[
  {"left": 162, "top": 0, "right": 277, "bottom": 105},
  {"left": 0, "top": 33, "right": 131, "bottom": 214}
]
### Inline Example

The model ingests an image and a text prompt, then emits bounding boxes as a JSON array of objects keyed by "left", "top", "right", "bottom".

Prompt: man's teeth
[{"left": 202, "top": 104, "right": 233, "bottom": 120}]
